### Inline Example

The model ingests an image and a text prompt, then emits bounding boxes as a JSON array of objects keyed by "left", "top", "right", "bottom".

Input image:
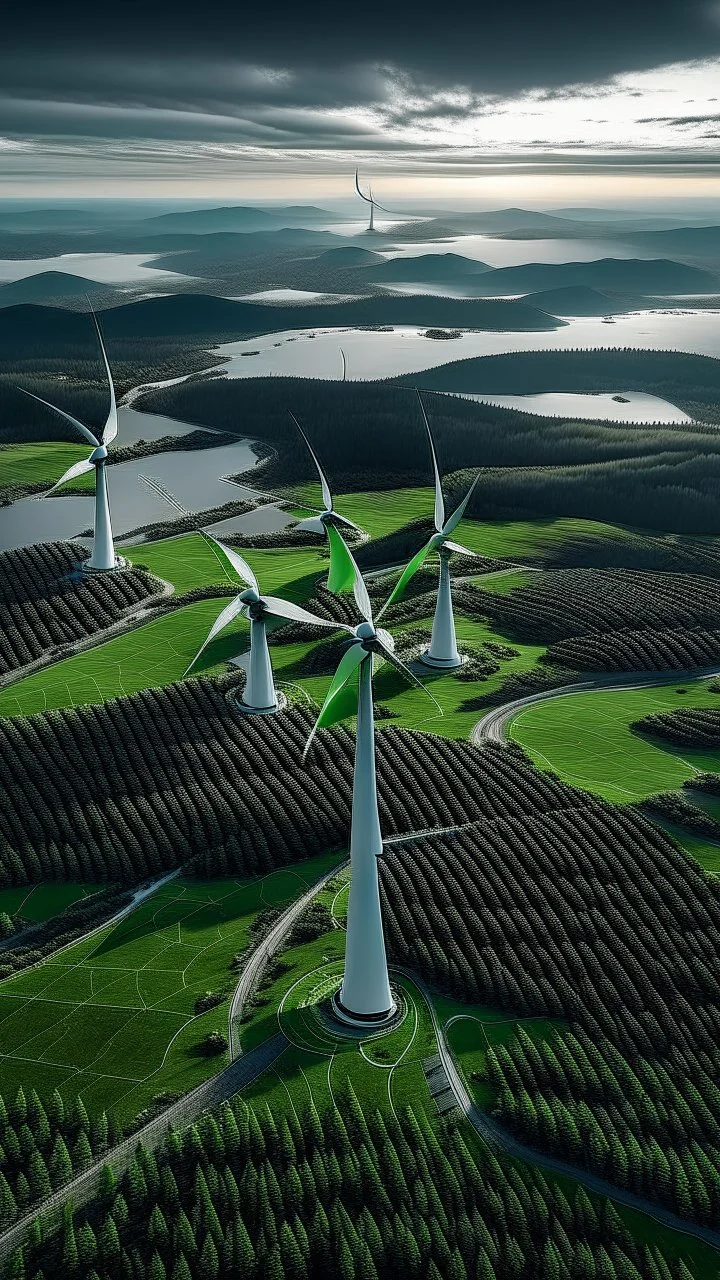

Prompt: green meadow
[
  {"left": 0, "top": 883, "right": 98, "bottom": 924},
  {"left": 0, "top": 852, "right": 342, "bottom": 1125},
  {"left": 509, "top": 682, "right": 720, "bottom": 803}
]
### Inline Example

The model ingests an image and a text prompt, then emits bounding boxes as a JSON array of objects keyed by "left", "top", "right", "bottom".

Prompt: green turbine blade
[
  {"left": 303, "top": 643, "right": 365, "bottom": 759},
  {"left": 377, "top": 539, "right": 433, "bottom": 618}
]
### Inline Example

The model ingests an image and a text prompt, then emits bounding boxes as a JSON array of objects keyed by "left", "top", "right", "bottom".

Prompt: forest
[
  {"left": 140, "top": 376, "right": 720, "bottom": 535},
  {"left": 632, "top": 706, "right": 720, "bottom": 747},
  {"left": 5, "top": 1089, "right": 693, "bottom": 1280},
  {"left": 0, "top": 691, "right": 586, "bottom": 892},
  {"left": 379, "top": 801, "right": 720, "bottom": 1225},
  {"left": 0, "top": 542, "right": 159, "bottom": 678}
]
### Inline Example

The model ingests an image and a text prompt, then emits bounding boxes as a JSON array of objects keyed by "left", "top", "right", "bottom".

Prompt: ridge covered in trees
[
  {"left": 380, "top": 802, "right": 720, "bottom": 1226},
  {"left": 8, "top": 1089, "right": 698, "bottom": 1280},
  {"left": 0, "top": 692, "right": 584, "bottom": 889},
  {"left": 0, "top": 542, "right": 159, "bottom": 678}
]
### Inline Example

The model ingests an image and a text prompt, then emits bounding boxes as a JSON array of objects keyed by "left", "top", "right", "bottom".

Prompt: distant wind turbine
[
  {"left": 378, "top": 391, "right": 480, "bottom": 669},
  {"left": 290, "top": 412, "right": 363, "bottom": 589},
  {"left": 354, "top": 168, "right": 393, "bottom": 233},
  {"left": 20, "top": 311, "right": 120, "bottom": 572}
]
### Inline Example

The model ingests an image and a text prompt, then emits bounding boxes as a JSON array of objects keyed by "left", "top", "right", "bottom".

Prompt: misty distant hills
[
  {"left": 311, "top": 246, "right": 385, "bottom": 267},
  {"left": 0, "top": 272, "right": 122, "bottom": 308},
  {"left": 522, "top": 285, "right": 626, "bottom": 316},
  {"left": 139, "top": 204, "right": 336, "bottom": 234},
  {"left": 465, "top": 257, "right": 720, "bottom": 296},
  {"left": 0, "top": 293, "right": 565, "bottom": 354},
  {"left": 367, "top": 252, "right": 492, "bottom": 282}
]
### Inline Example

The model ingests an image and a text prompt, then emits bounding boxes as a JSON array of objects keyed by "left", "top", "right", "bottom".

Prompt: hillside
[
  {"left": 523, "top": 284, "right": 627, "bottom": 315},
  {"left": 0, "top": 271, "right": 120, "bottom": 308},
  {"left": 0, "top": 293, "right": 564, "bottom": 350},
  {"left": 468, "top": 257, "right": 720, "bottom": 297},
  {"left": 368, "top": 252, "right": 491, "bottom": 282}
]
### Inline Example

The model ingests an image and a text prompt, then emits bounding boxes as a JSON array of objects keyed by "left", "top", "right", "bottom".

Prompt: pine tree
[
  {"left": 28, "top": 1148, "right": 52, "bottom": 1201},
  {"left": 148, "top": 1250, "right": 167, "bottom": 1280},
  {"left": 61, "top": 1203, "right": 78, "bottom": 1273},
  {"left": 77, "top": 1222, "right": 98, "bottom": 1268}
]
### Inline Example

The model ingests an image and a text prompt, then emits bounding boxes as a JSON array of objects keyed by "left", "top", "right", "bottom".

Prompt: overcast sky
[{"left": 3, "top": 0, "right": 720, "bottom": 203}]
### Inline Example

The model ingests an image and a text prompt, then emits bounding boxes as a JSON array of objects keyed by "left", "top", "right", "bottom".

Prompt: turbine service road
[
  {"left": 228, "top": 859, "right": 349, "bottom": 1057},
  {"left": 471, "top": 665, "right": 720, "bottom": 748},
  {"left": 410, "top": 971, "right": 720, "bottom": 1253}
]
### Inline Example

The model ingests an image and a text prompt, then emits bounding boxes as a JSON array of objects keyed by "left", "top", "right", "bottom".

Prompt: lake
[
  {"left": 213, "top": 309, "right": 720, "bottom": 381},
  {"left": 0, "top": 408, "right": 293, "bottom": 553},
  {"left": 0, "top": 253, "right": 183, "bottom": 285},
  {"left": 449, "top": 391, "right": 692, "bottom": 424}
]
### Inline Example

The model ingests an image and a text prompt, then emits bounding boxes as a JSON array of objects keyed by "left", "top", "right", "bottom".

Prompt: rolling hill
[{"left": 0, "top": 271, "right": 121, "bottom": 308}]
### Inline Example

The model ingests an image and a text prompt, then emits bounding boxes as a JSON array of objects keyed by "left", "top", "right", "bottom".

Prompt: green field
[
  {"left": 0, "top": 852, "right": 342, "bottom": 1125},
  {"left": 0, "top": 441, "right": 90, "bottom": 494},
  {"left": 509, "top": 681, "right": 720, "bottom": 802},
  {"left": 0, "top": 883, "right": 98, "bottom": 924}
]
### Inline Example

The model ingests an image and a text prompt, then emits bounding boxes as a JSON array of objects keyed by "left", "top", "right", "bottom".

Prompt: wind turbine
[
  {"left": 354, "top": 168, "right": 393, "bottom": 233},
  {"left": 380, "top": 392, "right": 480, "bottom": 670},
  {"left": 304, "top": 524, "right": 440, "bottom": 1026},
  {"left": 186, "top": 533, "right": 346, "bottom": 713},
  {"left": 138, "top": 474, "right": 339, "bottom": 714},
  {"left": 20, "top": 312, "right": 120, "bottom": 572},
  {"left": 290, "top": 412, "right": 363, "bottom": 591}
]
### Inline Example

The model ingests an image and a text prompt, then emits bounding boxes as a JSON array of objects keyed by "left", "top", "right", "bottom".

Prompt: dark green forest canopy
[
  {"left": 395, "top": 348, "right": 720, "bottom": 406},
  {"left": 139, "top": 375, "right": 720, "bottom": 534}
]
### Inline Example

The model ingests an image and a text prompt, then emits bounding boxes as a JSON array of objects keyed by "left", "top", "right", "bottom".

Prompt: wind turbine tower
[
  {"left": 21, "top": 312, "right": 121, "bottom": 572},
  {"left": 380, "top": 392, "right": 480, "bottom": 669},
  {"left": 354, "top": 169, "right": 392, "bottom": 233},
  {"left": 304, "top": 526, "right": 439, "bottom": 1025}
]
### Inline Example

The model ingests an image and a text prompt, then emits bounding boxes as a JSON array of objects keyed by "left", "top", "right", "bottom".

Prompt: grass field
[
  {"left": 509, "top": 681, "right": 720, "bottom": 803},
  {"left": 0, "top": 883, "right": 98, "bottom": 924},
  {"left": 0, "top": 852, "right": 342, "bottom": 1125},
  {"left": 0, "top": 442, "right": 90, "bottom": 494}
]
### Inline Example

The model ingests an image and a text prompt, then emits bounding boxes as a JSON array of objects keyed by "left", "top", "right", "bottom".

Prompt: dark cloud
[{"left": 3, "top": 0, "right": 720, "bottom": 96}]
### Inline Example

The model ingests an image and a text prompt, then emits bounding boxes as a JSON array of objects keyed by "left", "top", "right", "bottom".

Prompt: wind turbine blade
[
  {"left": 289, "top": 412, "right": 333, "bottom": 512},
  {"left": 302, "top": 643, "right": 366, "bottom": 759},
  {"left": 443, "top": 539, "right": 477, "bottom": 558},
  {"left": 203, "top": 533, "right": 259, "bottom": 593},
  {"left": 295, "top": 515, "right": 327, "bottom": 534},
  {"left": 376, "top": 539, "right": 434, "bottom": 619},
  {"left": 89, "top": 309, "right": 118, "bottom": 444},
  {"left": 330, "top": 512, "right": 362, "bottom": 533},
  {"left": 442, "top": 473, "right": 481, "bottom": 538},
  {"left": 340, "top": 348, "right": 347, "bottom": 382},
  {"left": 326, "top": 523, "right": 372, "bottom": 622},
  {"left": 184, "top": 594, "right": 246, "bottom": 675},
  {"left": 354, "top": 168, "right": 371, "bottom": 204},
  {"left": 260, "top": 595, "right": 353, "bottom": 631},
  {"left": 41, "top": 455, "right": 95, "bottom": 495},
  {"left": 416, "top": 390, "right": 444, "bottom": 532},
  {"left": 375, "top": 640, "right": 444, "bottom": 717},
  {"left": 17, "top": 388, "right": 100, "bottom": 449}
]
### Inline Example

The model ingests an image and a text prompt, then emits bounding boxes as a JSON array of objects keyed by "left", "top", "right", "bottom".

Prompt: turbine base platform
[
  {"left": 234, "top": 691, "right": 288, "bottom": 717},
  {"left": 80, "top": 555, "right": 128, "bottom": 574},
  {"left": 330, "top": 989, "right": 399, "bottom": 1032},
  {"left": 418, "top": 651, "right": 469, "bottom": 671}
]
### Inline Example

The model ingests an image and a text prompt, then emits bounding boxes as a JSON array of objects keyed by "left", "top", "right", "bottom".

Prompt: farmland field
[
  {"left": 0, "top": 852, "right": 342, "bottom": 1125},
  {"left": 0, "top": 882, "right": 98, "bottom": 923},
  {"left": 509, "top": 680, "right": 720, "bottom": 801}
]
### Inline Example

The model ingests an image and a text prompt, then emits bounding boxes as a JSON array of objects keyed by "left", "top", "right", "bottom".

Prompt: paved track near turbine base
[{"left": 471, "top": 664, "right": 720, "bottom": 749}]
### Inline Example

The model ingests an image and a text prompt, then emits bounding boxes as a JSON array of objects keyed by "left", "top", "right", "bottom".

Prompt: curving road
[
  {"left": 471, "top": 664, "right": 720, "bottom": 748},
  {"left": 411, "top": 972, "right": 720, "bottom": 1252}
]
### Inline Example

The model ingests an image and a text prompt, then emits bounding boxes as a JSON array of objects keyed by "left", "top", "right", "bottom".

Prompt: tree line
[
  {"left": 7, "top": 1086, "right": 699, "bottom": 1280},
  {"left": 379, "top": 798, "right": 720, "bottom": 1226}
]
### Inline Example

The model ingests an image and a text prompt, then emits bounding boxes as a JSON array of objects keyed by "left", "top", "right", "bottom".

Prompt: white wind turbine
[
  {"left": 354, "top": 168, "right": 393, "bottom": 233},
  {"left": 290, "top": 412, "right": 363, "bottom": 590},
  {"left": 186, "top": 534, "right": 348, "bottom": 713},
  {"left": 20, "top": 312, "right": 120, "bottom": 572},
  {"left": 137, "top": 474, "right": 341, "bottom": 714},
  {"left": 303, "top": 524, "right": 440, "bottom": 1026},
  {"left": 380, "top": 392, "right": 480, "bottom": 669}
]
